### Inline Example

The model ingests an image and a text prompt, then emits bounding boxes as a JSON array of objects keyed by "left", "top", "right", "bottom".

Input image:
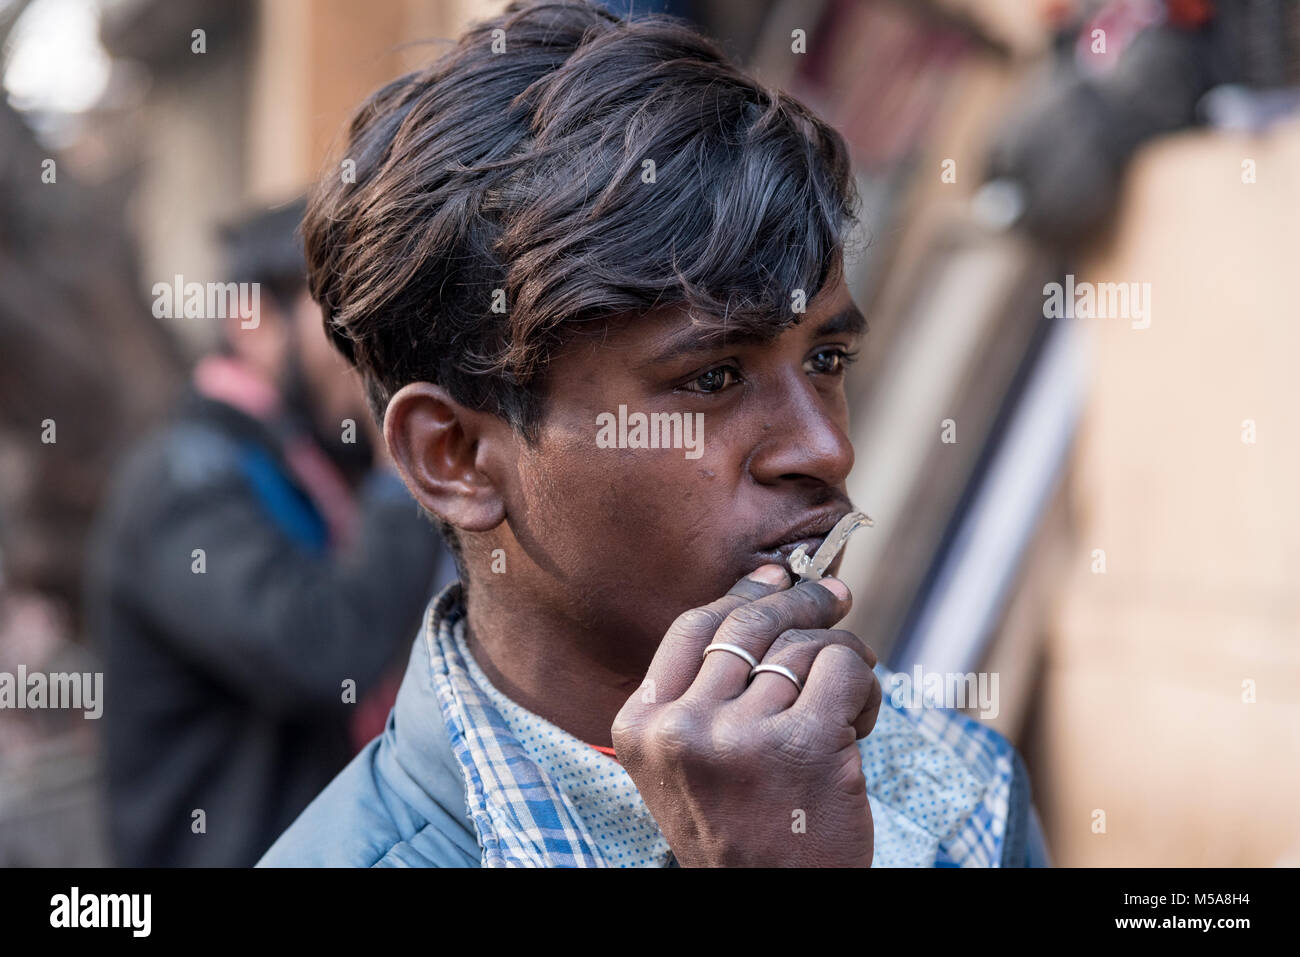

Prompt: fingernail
[
  {"left": 747, "top": 564, "right": 789, "bottom": 585},
  {"left": 816, "top": 577, "right": 850, "bottom": 600}
]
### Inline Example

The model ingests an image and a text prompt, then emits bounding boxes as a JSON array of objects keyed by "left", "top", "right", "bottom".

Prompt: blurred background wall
[{"left": 0, "top": 0, "right": 1296, "bottom": 866}]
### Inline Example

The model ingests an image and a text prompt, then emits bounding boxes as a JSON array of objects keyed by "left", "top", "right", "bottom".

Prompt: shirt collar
[{"left": 448, "top": 615, "right": 675, "bottom": 867}]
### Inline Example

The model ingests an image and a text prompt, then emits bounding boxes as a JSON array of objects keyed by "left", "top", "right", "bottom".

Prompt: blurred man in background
[{"left": 86, "top": 199, "right": 454, "bottom": 867}]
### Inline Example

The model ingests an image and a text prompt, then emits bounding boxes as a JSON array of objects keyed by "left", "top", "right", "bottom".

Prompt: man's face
[
  {"left": 281, "top": 289, "right": 374, "bottom": 472},
  {"left": 490, "top": 277, "right": 865, "bottom": 670},
  {"left": 289, "top": 290, "right": 370, "bottom": 430}
]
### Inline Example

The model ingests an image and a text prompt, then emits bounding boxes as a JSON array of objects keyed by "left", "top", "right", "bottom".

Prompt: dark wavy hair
[{"left": 302, "top": 0, "right": 862, "bottom": 444}]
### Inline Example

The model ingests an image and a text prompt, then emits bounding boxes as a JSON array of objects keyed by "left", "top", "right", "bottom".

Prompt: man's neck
[{"left": 460, "top": 581, "right": 646, "bottom": 748}]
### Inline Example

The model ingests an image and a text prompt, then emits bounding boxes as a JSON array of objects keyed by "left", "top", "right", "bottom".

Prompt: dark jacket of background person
[{"left": 86, "top": 383, "right": 446, "bottom": 867}]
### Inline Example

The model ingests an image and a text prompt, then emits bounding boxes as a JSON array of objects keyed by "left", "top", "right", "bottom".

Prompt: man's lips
[
  {"left": 752, "top": 508, "right": 853, "bottom": 565},
  {"left": 754, "top": 539, "right": 823, "bottom": 566}
]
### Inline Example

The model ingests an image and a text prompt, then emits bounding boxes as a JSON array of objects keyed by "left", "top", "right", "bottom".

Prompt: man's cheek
[
  {"left": 593, "top": 472, "right": 674, "bottom": 542},
  {"left": 596, "top": 464, "right": 711, "bottom": 540}
]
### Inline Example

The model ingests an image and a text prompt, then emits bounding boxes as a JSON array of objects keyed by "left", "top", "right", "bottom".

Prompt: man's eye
[
  {"left": 806, "top": 347, "right": 859, "bottom": 376},
  {"left": 683, "top": 364, "right": 742, "bottom": 394}
]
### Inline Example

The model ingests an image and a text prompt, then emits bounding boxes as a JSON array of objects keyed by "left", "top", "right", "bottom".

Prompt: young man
[
  {"left": 89, "top": 201, "right": 452, "bottom": 866},
  {"left": 260, "top": 0, "right": 1049, "bottom": 867}
]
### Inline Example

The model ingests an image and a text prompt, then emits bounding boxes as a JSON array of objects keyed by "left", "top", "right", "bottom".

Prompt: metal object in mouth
[{"left": 787, "top": 510, "right": 873, "bottom": 581}]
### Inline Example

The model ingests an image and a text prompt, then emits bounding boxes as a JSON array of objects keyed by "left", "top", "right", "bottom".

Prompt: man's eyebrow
[
  {"left": 812, "top": 304, "right": 868, "bottom": 339},
  {"left": 638, "top": 304, "right": 868, "bottom": 368}
]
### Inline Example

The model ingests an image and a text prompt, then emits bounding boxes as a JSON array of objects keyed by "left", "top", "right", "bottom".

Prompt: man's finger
[
  {"left": 683, "top": 577, "right": 851, "bottom": 702},
  {"left": 733, "top": 628, "right": 875, "bottom": 716},
  {"left": 791, "top": 643, "right": 879, "bottom": 736},
  {"left": 635, "top": 564, "right": 790, "bottom": 705}
]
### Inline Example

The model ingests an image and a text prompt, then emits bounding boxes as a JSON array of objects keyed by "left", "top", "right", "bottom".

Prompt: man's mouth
[{"left": 752, "top": 508, "right": 853, "bottom": 567}]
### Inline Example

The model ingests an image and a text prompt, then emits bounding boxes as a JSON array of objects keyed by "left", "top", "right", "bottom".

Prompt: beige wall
[
  {"left": 247, "top": 0, "right": 507, "bottom": 204},
  {"left": 133, "top": 44, "right": 249, "bottom": 354},
  {"left": 1038, "top": 120, "right": 1300, "bottom": 866}
]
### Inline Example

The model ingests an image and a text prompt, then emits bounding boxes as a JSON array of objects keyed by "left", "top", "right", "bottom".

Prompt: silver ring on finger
[
  {"left": 748, "top": 663, "right": 803, "bottom": 693},
  {"left": 702, "top": 642, "right": 759, "bottom": 670}
]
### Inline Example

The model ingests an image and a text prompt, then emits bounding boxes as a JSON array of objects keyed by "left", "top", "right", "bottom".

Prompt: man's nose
[{"left": 746, "top": 377, "right": 854, "bottom": 488}]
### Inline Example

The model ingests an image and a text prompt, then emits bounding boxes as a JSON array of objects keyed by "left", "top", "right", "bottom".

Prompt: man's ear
[{"left": 383, "top": 382, "right": 508, "bottom": 533}]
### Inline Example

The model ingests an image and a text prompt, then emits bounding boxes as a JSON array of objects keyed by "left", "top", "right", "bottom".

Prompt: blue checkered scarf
[{"left": 425, "top": 585, "right": 1018, "bottom": 867}]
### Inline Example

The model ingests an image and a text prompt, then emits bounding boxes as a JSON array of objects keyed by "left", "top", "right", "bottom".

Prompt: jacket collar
[{"left": 375, "top": 585, "right": 480, "bottom": 849}]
